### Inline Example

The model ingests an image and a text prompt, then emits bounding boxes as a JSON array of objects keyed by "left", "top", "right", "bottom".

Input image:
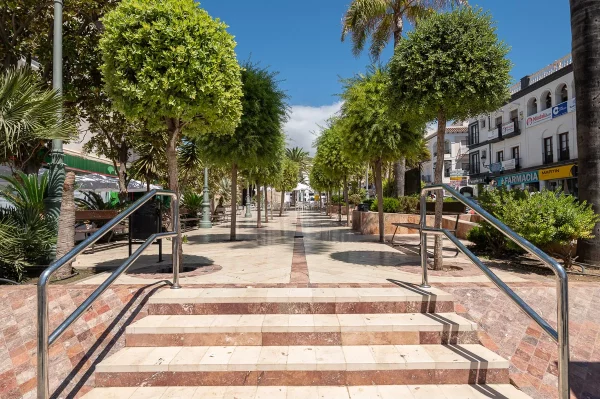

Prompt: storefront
[{"left": 539, "top": 163, "right": 578, "bottom": 197}]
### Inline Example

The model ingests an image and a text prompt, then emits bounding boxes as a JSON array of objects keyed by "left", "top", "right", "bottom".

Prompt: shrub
[
  {"left": 469, "top": 188, "right": 599, "bottom": 268},
  {"left": 370, "top": 197, "right": 401, "bottom": 213},
  {"left": 348, "top": 193, "right": 362, "bottom": 206},
  {"left": 397, "top": 196, "right": 419, "bottom": 214},
  {"left": 182, "top": 191, "right": 203, "bottom": 215}
]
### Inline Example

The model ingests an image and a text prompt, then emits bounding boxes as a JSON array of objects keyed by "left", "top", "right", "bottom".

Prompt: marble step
[
  {"left": 148, "top": 287, "right": 454, "bottom": 315},
  {"left": 126, "top": 313, "right": 479, "bottom": 346},
  {"left": 81, "top": 385, "right": 533, "bottom": 399},
  {"left": 95, "top": 344, "right": 509, "bottom": 387}
]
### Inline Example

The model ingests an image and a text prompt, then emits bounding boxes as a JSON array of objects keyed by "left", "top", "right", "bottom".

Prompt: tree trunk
[
  {"left": 394, "top": 159, "right": 406, "bottom": 197},
  {"left": 338, "top": 188, "right": 342, "bottom": 222},
  {"left": 54, "top": 172, "right": 76, "bottom": 279},
  {"left": 166, "top": 118, "right": 183, "bottom": 271},
  {"left": 375, "top": 159, "right": 385, "bottom": 243},
  {"left": 230, "top": 164, "right": 238, "bottom": 241},
  {"left": 344, "top": 176, "right": 349, "bottom": 226},
  {"left": 117, "top": 148, "right": 128, "bottom": 203},
  {"left": 279, "top": 190, "right": 285, "bottom": 217},
  {"left": 257, "top": 180, "right": 262, "bottom": 228},
  {"left": 433, "top": 110, "right": 447, "bottom": 270},
  {"left": 264, "top": 186, "right": 269, "bottom": 223},
  {"left": 571, "top": 0, "right": 600, "bottom": 264}
]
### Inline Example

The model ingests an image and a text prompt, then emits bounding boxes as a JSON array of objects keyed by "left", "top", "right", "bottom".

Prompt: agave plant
[{"left": 181, "top": 191, "right": 203, "bottom": 215}]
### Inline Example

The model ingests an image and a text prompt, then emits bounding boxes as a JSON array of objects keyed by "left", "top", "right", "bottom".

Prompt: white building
[
  {"left": 467, "top": 53, "right": 577, "bottom": 196},
  {"left": 422, "top": 124, "right": 474, "bottom": 195}
]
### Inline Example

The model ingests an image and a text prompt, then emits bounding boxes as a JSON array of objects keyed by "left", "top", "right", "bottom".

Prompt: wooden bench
[
  {"left": 75, "top": 210, "right": 127, "bottom": 250},
  {"left": 179, "top": 207, "right": 201, "bottom": 230},
  {"left": 212, "top": 206, "right": 227, "bottom": 223},
  {"left": 391, "top": 201, "right": 466, "bottom": 245}
]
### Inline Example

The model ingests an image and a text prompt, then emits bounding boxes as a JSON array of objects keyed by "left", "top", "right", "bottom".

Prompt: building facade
[
  {"left": 467, "top": 54, "right": 577, "bottom": 196},
  {"left": 422, "top": 124, "right": 474, "bottom": 195}
]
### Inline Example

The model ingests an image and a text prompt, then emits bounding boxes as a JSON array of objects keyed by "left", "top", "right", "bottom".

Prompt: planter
[{"left": 351, "top": 210, "right": 478, "bottom": 240}]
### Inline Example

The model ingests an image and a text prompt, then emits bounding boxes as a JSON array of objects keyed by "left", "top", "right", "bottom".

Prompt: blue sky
[{"left": 201, "top": 0, "right": 573, "bottom": 152}]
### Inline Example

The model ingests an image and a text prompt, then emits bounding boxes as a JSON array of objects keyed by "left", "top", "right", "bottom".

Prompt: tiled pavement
[{"left": 0, "top": 210, "right": 598, "bottom": 398}]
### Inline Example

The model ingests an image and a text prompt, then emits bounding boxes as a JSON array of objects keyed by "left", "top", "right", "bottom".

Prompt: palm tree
[
  {"left": 54, "top": 172, "right": 76, "bottom": 279},
  {"left": 285, "top": 146, "right": 310, "bottom": 182},
  {"left": 341, "top": 0, "right": 465, "bottom": 196},
  {"left": 570, "top": 0, "right": 600, "bottom": 264},
  {"left": 0, "top": 68, "right": 75, "bottom": 174}
]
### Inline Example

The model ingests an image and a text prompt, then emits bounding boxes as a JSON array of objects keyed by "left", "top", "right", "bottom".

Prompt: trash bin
[
  {"left": 130, "top": 201, "right": 160, "bottom": 240},
  {"left": 357, "top": 203, "right": 370, "bottom": 212}
]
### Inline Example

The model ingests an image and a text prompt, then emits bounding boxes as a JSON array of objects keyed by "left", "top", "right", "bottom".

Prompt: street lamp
[
  {"left": 200, "top": 167, "right": 211, "bottom": 228},
  {"left": 45, "top": 0, "right": 65, "bottom": 244},
  {"left": 245, "top": 181, "right": 252, "bottom": 218}
]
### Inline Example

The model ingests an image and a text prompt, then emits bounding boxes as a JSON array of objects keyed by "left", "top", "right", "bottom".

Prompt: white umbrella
[{"left": 293, "top": 183, "right": 310, "bottom": 191}]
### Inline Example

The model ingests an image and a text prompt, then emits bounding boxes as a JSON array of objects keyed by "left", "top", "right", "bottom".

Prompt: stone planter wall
[
  {"left": 351, "top": 211, "right": 479, "bottom": 240},
  {"left": 328, "top": 204, "right": 355, "bottom": 216}
]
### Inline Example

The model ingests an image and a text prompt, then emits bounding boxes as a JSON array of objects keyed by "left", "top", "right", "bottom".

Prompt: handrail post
[
  {"left": 171, "top": 194, "right": 181, "bottom": 289},
  {"left": 37, "top": 282, "right": 49, "bottom": 399},
  {"left": 419, "top": 191, "right": 430, "bottom": 288},
  {"left": 557, "top": 276, "right": 570, "bottom": 398}
]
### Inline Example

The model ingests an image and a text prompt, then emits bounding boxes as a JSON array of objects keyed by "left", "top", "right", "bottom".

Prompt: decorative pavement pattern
[{"left": 0, "top": 211, "right": 598, "bottom": 399}]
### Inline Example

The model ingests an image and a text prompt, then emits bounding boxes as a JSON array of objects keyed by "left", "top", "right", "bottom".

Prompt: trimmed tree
[
  {"left": 196, "top": 63, "right": 288, "bottom": 240},
  {"left": 388, "top": 7, "right": 511, "bottom": 269},
  {"left": 314, "top": 119, "right": 362, "bottom": 226},
  {"left": 276, "top": 158, "right": 300, "bottom": 216},
  {"left": 100, "top": 0, "right": 243, "bottom": 264},
  {"left": 570, "top": 0, "right": 600, "bottom": 264},
  {"left": 340, "top": 67, "right": 425, "bottom": 242}
]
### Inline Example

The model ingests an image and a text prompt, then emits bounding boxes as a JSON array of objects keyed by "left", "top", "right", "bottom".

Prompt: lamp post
[
  {"left": 365, "top": 165, "right": 370, "bottom": 200},
  {"left": 245, "top": 181, "right": 252, "bottom": 218},
  {"left": 200, "top": 167, "right": 211, "bottom": 228},
  {"left": 44, "top": 0, "right": 65, "bottom": 248}
]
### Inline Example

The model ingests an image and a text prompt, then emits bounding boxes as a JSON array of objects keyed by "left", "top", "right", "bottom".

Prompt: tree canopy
[
  {"left": 100, "top": 0, "right": 243, "bottom": 135},
  {"left": 387, "top": 7, "right": 511, "bottom": 123},
  {"left": 313, "top": 119, "right": 362, "bottom": 183},
  {"left": 340, "top": 67, "right": 424, "bottom": 164}
]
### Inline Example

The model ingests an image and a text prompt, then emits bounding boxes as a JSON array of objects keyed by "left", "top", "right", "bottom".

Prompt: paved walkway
[{"left": 75, "top": 211, "right": 527, "bottom": 286}]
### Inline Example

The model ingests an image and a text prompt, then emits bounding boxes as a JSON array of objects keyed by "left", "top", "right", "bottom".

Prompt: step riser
[
  {"left": 126, "top": 331, "right": 479, "bottom": 347},
  {"left": 148, "top": 301, "right": 455, "bottom": 315},
  {"left": 95, "top": 369, "right": 509, "bottom": 387}
]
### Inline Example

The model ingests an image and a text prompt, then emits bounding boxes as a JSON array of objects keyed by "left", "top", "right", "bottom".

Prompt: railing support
[
  {"left": 37, "top": 190, "right": 179, "bottom": 399},
  {"left": 418, "top": 184, "right": 570, "bottom": 399}
]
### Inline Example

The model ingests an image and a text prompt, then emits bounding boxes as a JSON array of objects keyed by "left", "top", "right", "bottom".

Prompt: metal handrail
[
  {"left": 37, "top": 189, "right": 181, "bottom": 399},
  {"left": 419, "top": 184, "right": 569, "bottom": 399}
]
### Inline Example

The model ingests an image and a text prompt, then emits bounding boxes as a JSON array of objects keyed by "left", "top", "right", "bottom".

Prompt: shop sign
[
  {"left": 569, "top": 97, "right": 576, "bottom": 113},
  {"left": 450, "top": 176, "right": 467, "bottom": 181},
  {"left": 552, "top": 101, "right": 568, "bottom": 119},
  {"left": 489, "top": 162, "right": 503, "bottom": 173},
  {"left": 501, "top": 159, "right": 516, "bottom": 170},
  {"left": 469, "top": 177, "right": 486, "bottom": 185},
  {"left": 488, "top": 128, "right": 499, "bottom": 140},
  {"left": 496, "top": 171, "right": 539, "bottom": 186},
  {"left": 539, "top": 164, "right": 577, "bottom": 181},
  {"left": 526, "top": 109, "right": 552, "bottom": 128},
  {"left": 501, "top": 121, "right": 515, "bottom": 135}
]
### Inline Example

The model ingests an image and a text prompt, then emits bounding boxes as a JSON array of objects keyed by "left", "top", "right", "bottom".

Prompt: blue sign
[
  {"left": 495, "top": 171, "right": 539, "bottom": 186},
  {"left": 552, "top": 101, "right": 568, "bottom": 119}
]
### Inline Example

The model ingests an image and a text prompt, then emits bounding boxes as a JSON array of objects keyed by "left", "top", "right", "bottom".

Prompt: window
[
  {"left": 528, "top": 98, "right": 538, "bottom": 116},
  {"left": 470, "top": 152, "right": 480, "bottom": 174},
  {"left": 559, "top": 133, "right": 569, "bottom": 161},
  {"left": 495, "top": 116, "right": 502, "bottom": 127},
  {"left": 469, "top": 123, "right": 479, "bottom": 145},
  {"left": 462, "top": 162, "right": 470, "bottom": 171},
  {"left": 557, "top": 84, "right": 568, "bottom": 103},
  {"left": 481, "top": 149, "right": 487, "bottom": 159},
  {"left": 444, "top": 140, "right": 451, "bottom": 154},
  {"left": 497, "top": 151, "right": 504, "bottom": 162},
  {"left": 543, "top": 91, "right": 552, "bottom": 110},
  {"left": 544, "top": 137, "right": 553, "bottom": 164},
  {"left": 480, "top": 119, "right": 486, "bottom": 128},
  {"left": 444, "top": 161, "right": 452, "bottom": 177},
  {"left": 509, "top": 109, "right": 518, "bottom": 121},
  {"left": 512, "top": 146, "right": 520, "bottom": 167}
]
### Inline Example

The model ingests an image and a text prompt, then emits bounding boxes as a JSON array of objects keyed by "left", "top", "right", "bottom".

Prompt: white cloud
[{"left": 284, "top": 102, "right": 343, "bottom": 156}]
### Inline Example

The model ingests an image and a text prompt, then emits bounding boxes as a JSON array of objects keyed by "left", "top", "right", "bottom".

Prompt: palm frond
[{"left": 0, "top": 172, "right": 48, "bottom": 212}]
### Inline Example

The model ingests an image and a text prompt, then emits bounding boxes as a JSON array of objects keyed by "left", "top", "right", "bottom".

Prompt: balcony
[
  {"left": 469, "top": 165, "right": 481, "bottom": 175},
  {"left": 544, "top": 153, "right": 554, "bottom": 165},
  {"left": 559, "top": 148, "right": 570, "bottom": 162}
]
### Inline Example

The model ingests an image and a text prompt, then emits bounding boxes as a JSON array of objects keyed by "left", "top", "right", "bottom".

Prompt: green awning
[{"left": 45, "top": 153, "right": 117, "bottom": 175}]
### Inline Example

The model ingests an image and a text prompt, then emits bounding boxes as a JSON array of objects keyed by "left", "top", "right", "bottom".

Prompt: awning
[{"left": 76, "top": 173, "right": 161, "bottom": 192}]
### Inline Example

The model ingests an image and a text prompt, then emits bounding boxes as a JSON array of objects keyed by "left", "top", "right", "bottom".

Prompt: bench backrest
[
  {"left": 75, "top": 210, "right": 119, "bottom": 221},
  {"left": 417, "top": 201, "right": 466, "bottom": 215}
]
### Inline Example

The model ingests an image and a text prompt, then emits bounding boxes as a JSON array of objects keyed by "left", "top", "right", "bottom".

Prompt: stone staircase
[{"left": 82, "top": 286, "right": 532, "bottom": 398}]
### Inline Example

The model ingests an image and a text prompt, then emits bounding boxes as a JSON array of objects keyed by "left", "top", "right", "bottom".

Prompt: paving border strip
[{"left": 290, "top": 215, "right": 310, "bottom": 286}]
